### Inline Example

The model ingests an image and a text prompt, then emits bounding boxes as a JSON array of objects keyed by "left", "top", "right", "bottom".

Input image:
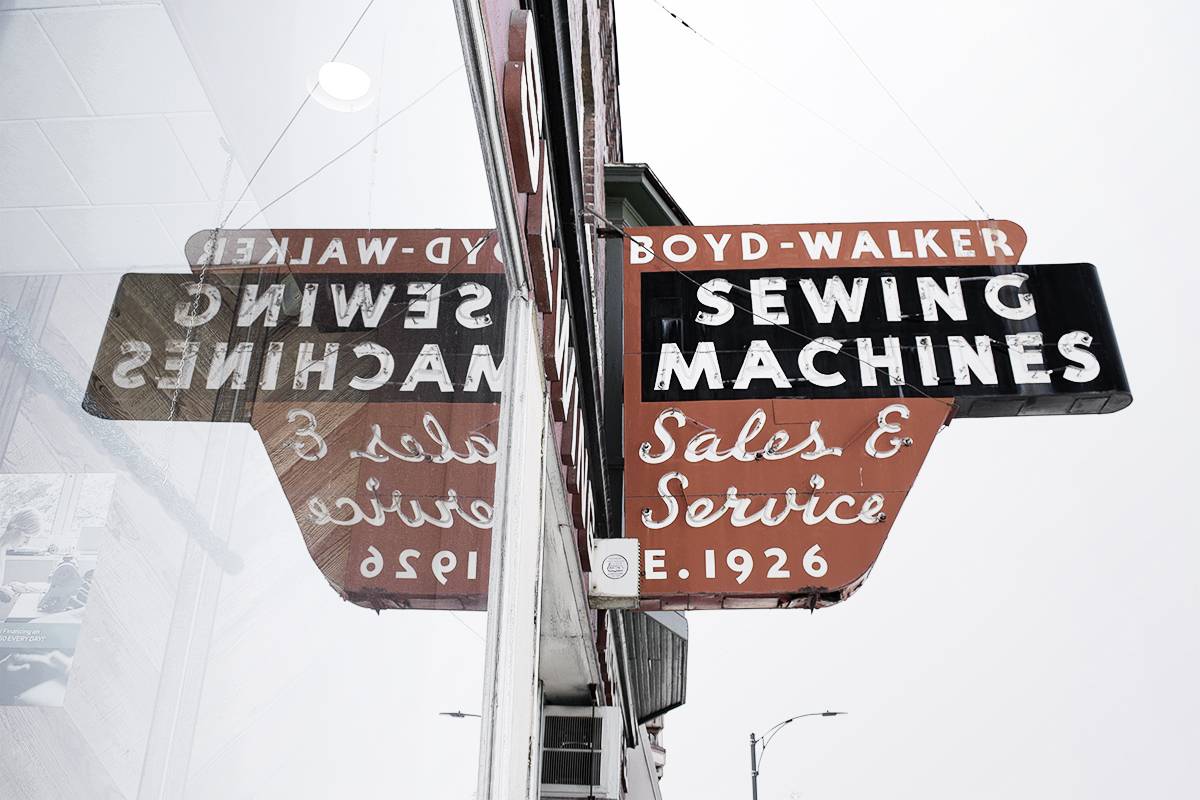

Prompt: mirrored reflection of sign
[
  {"left": 0, "top": 473, "right": 115, "bottom": 706},
  {"left": 624, "top": 221, "right": 1131, "bottom": 610},
  {"left": 84, "top": 229, "right": 506, "bottom": 610},
  {"left": 260, "top": 401, "right": 499, "bottom": 610}
]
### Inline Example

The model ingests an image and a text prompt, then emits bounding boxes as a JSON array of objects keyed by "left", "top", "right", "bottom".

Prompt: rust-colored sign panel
[
  {"left": 622, "top": 222, "right": 977, "bottom": 609},
  {"left": 624, "top": 219, "right": 1130, "bottom": 609},
  {"left": 182, "top": 228, "right": 502, "bottom": 274},
  {"left": 626, "top": 397, "right": 948, "bottom": 609},
  {"left": 84, "top": 229, "right": 503, "bottom": 610},
  {"left": 255, "top": 401, "right": 498, "bottom": 610},
  {"left": 624, "top": 220, "right": 1027, "bottom": 270}
]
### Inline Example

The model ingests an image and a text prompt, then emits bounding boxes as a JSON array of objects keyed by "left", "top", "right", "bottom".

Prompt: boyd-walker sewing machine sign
[
  {"left": 625, "top": 221, "right": 1131, "bottom": 610},
  {"left": 84, "top": 229, "right": 506, "bottom": 610}
]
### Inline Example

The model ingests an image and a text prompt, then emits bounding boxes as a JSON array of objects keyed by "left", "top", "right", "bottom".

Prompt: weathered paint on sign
[
  {"left": 626, "top": 397, "right": 949, "bottom": 609},
  {"left": 626, "top": 224, "right": 1130, "bottom": 418},
  {"left": 623, "top": 221, "right": 1130, "bottom": 609},
  {"left": 85, "top": 229, "right": 505, "bottom": 610},
  {"left": 625, "top": 220, "right": 1028, "bottom": 269}
]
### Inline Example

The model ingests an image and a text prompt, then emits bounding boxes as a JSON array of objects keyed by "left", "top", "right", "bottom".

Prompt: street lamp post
[{"left": 750, "top": 711, "right": 846, "bottom": 800}]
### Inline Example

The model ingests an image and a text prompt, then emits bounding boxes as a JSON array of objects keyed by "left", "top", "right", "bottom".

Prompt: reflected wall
[{"left": 0, "top": 0, "right": 497, "bottom": 796}]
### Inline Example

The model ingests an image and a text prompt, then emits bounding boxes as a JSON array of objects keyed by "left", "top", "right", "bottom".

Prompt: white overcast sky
[
  {"left": 172, "top": 2, "right": 1198, "bottom": 797},
  {"left": 613, "top": 1, "right": 1199, "bottom": 798},
  {"left": 6, "top": 1, "right": 1193, "bottom": 797}
]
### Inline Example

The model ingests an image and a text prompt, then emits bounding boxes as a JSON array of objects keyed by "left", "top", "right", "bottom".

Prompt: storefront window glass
[{"left": 0, "top": 2, "right": 497, "bottom": 795}]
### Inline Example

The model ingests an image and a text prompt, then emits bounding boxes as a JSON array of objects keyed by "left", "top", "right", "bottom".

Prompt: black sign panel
[
  {"left": 86, "top": 270, "right": 508, "bottom": 423},
  {"left": 638, "top": 263, "right": 1130, "bottom": 417}
]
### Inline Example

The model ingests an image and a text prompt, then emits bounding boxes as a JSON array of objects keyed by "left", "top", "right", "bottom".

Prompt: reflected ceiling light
[
  {"left": 319, "top": 62, "right": 371, "bottom": 100},
  {"left": 309, "top": 61, "right": 376, "bottom": 112}
]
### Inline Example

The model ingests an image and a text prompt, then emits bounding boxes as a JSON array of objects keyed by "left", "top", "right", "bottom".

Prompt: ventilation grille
[{"left": 541, "top": 715, "right": 603, "bottom": 786}]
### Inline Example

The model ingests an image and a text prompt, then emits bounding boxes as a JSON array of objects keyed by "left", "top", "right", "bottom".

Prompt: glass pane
[{"left": 0, "top": 2, "right": 495, "bottom": 796}]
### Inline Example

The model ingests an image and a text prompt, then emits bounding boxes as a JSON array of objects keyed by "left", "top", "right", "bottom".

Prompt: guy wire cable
[
  {"left": 219, "top": 0, "right": 377, "bottom": 230},
  {"left": 641, "top": 0, "right": 975, "bottom": 220},
  {"left": 809, "top": 0, "right": 990, "bottom": 219}
]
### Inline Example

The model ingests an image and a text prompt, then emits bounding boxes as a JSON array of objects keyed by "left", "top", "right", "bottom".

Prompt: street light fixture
[
  {"left": 439, "top": 711, "right": 482, "bottom": 718},
  {"left": 750, "top": 711, "right": 846, "bottom": 800}
]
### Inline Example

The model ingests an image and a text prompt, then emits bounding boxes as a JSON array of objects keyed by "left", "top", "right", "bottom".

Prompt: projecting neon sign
[{"left": 623, "top": 221, "right": 1130, "bottom": 610}]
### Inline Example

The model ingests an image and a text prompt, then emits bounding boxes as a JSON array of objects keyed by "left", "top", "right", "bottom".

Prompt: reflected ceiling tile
[
  {"left": 40, "top": 116, "right": 208, "bottom": 205},
  {"left": 0, "top": 120, "right": 88, "bottom": 206},
  {"left": 0, "top": 11, "right": 92, "bottom": 119},
  {"left": 164, "top": 113, "right": 251, "bottom": 204},
  {"left": 0, "top": 208, "right": 79, "bottom": 273},
  {"left": 153, "top": 201, "right": 260, "bottom": 256},
  {"left": 36, "top": 4, "right": 208, "bottom": 116},
  {"left": 0, "top": 0, "right": 99, "bottom": 9},
  {"left": 39, "top": 204, "right": 184, "bottom": 271}
]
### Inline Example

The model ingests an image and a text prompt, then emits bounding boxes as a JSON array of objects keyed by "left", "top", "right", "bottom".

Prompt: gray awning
[{"left": 624, "top": 610, "right": 688, "bottom": 723}]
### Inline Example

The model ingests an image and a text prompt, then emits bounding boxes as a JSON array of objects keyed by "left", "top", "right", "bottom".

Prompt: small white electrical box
[{"left": 588, "top": 538, "right": 640, "bottom": 609}]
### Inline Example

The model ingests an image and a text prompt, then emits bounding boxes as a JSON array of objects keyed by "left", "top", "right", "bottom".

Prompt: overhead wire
[
  {"left": 220, "top": 0, "right": 377, "bottom": 230},
  {"left": 182, "top": 4, "right": 488, "bottom": 394},
  {"left": 233, "top": 65, "right": 465, "bottom": 229},
  {"left": 808, "top": 0, "right": 990, "bottom": 219},
  {"left": 697, "top": 611, "right": 769, "bottom": 670},
  {"left": 640, "top": 0, "right": 976, "bottom": 220},
  {"left": 196, "top": 0, "right": 999, "bottom": 422},
  {"left": 183, "top": 1, "right": 494, "bottom": 434},
  {"left": 365, "top": 30, "right": 388, "bottom": 237},
  {"left": 450, "top": 610, "right": 486, "bottom": 642}
]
